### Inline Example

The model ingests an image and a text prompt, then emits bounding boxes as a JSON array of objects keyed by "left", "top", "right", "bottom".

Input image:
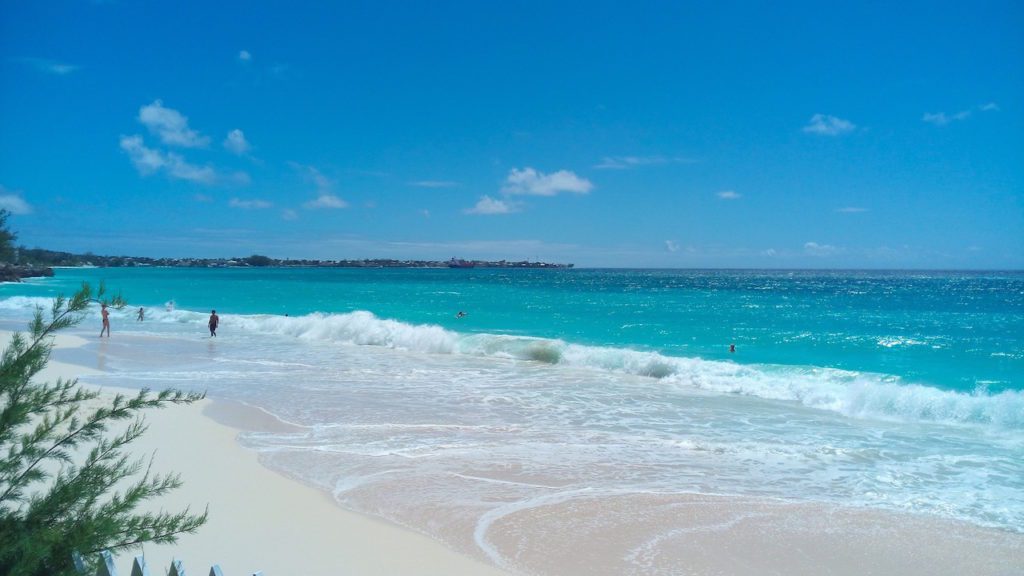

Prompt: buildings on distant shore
[{"left": 10, "top": 248, "right": 574, "bottom": 270}]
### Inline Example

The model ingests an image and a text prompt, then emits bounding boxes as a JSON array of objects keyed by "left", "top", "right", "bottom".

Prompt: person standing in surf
[
  {"left": 100, "top": 303, "right": 110, "bottom": 337},
  {"left": 208, "top": 309, "right": 219, "bottom": 337}
]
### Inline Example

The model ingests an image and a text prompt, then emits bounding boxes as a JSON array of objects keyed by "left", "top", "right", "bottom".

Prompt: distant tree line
[
  {"left": 9, "top": 249, "right": 573, "bottom": 269},
  {"left": 0, "top": 213, "right": 571, "bottom": 270}
]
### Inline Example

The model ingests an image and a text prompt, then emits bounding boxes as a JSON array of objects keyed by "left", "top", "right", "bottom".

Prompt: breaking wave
[
  {"left": 2, "top": 298, "right": 1021, "bottom": 431},
  {"left": 212, "top": 308, "right": 1024, "bottom": 431}
]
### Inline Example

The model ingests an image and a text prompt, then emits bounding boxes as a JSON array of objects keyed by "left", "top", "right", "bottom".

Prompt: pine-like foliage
[
  {"left": 0, "top": 209, "right": 17, "bottom": 264},
  {"left": 0, "top": 283, "right": 207, "bottom": 575}
]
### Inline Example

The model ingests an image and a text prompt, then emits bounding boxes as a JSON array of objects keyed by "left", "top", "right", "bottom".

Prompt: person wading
[
  {"left": 99, "top": 303, "right": 111, "bottom": 337},
  {"left": 208, "top": 309, "right": 219, "bottom": 337}
]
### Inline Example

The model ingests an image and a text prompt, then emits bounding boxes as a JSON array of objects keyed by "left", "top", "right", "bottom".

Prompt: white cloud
[
  {"left": 922, "top": 110, "right": 971, "bottom": 126},
  {"left": 238, "top": 50, "right": 252, "bottom": 62},
  {"left": 717, "top": 190, "right": 741, "bottom": 200},
  {"left": 465, "top": 196, "right": 517, "bottom": 215},
  {"left": 594, "top": 155, "right": 697, "bottom": 170},
  {"left": 303, "top": 194, "right": 348, "bottom": 209},
  {"left": 409, "top": 180, "right": 458, "bottom": 188},
  {"left": 501, "top": 167, "right": 593, "bottom": 196},
  {"left": 924, "top": 103, "right": 998, "bottom": 126},
  {"left": 762, "top": 248, "right": 777, "bottom": 257},
  {"left": 138, "top": 100, "right": 209, "bottom": 147},
  {"left": 119, "top": 135, "right": 216, "bottom": 184},
  {"left": 665, "top": 240, "right": 680, "bottom": 253},
  {"left": 223, "top": 129, "right": 251, "bottom": 155},
  {"left": 229, "top": 198, "right": 272, "bottom": 209},
  {"left": 282, "top": 209, "right": 298, "bottom": 220},
  {"left": 163, "top": 155, "right": 213, "bottom": 182},
  {"left": 0, "top": 186, "right": 32, "bottom": 214},
  {"left": 836, "top": 207, "right": 867, "bottom": 213},
  {"left": 802, "top": 114, "right": 856, "bottom": 136},
  {"left": 804, "top": 241, "right": 838, "bottom": 256},
  {"left": 119, "top": 135, "right": 164, "bottom": 173},
  {"left": 290, "top": 163, "right": 349, "bottom": 208},
  {"left": 17, "top": 57, "right": 79, "bottom": 75}
]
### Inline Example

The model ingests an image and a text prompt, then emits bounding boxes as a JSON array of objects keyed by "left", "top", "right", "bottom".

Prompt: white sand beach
[{"left": 24, "top": 332, "right": 509, "bottom": 576}]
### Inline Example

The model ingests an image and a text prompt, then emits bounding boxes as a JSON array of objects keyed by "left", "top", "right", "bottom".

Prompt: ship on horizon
[{"left": 447, "top": 257, "right": 476, "bottom": 268}]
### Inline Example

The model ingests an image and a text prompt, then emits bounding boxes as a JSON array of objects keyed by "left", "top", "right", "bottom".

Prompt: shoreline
[
  {"left": 10, "top": 328, "right": 1024, "bottom": 575},
  {"left": 17, "top": 330, "right": 510, "bottom": 576},
  {"left": 123, "top": 396, "right": 511, "bottom": 575}
]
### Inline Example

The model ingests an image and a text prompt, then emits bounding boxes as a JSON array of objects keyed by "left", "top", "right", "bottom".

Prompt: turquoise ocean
[{"left": 2, "top": 267, "right": 1022, "bottom": 568}]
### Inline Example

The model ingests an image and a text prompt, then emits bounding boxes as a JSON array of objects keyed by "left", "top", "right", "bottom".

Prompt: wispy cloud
[
  {"left": 15, "top": 57, "right": 79, "bottom": 75},
  {"left": 303, "top": 194, "right": 348, "bottom": 209},
  {"left": 804, "top": 241, "right": 839, "bottom": 256},
  {"left": 501, "top": 167, "right": 593, "bottom": 196},
  {"left": 923, "top": 102, "right": 999, "bottom": 126},
  {"left": 594, "top": 155, "right": 697, "bottom": 170},
  {"left": 119, "top": 135, "right": 216, "bottom": 184},
  {"left": 802, "top": 114, "right": 856, "bottom": 136},
  {"left": 291, "top": 162, "right": 333, "bottom": 194},
  {"left": 229, "top": 198, "right": 272, "bottom": 209},
  {"left": 290, "top": 163, "right": 346, "bottom": 209},
  {"left": 717, "top": 190, "right": 741, "bottom": 200},
  {"left": 282, "top": 209, "right": 298, "bottom": 220},
  {"left": 409, "top": 180, "right": 458, "bottom": 188},
  {"left": 193, "top": 193, "right": 213, "bottom": 203},
  {"left": 238, "top": 50, "right": 252, "bottom": 62},
  {"left": 922, "top": 110, "right": 971, "bottom": 126},
  {"left": 665, "top": 240, "right": 680, "bottom": 253},
  {"left": 836, "top": 207, "right": 868, "bottom": 213},
  {"left": 223, "top": 129, "right": 251, "bottom": 155},
  {"left": 138, "top": 100, "right": 209, "bottom": 148},
  {"left": 465, "top": 196, "right": 517, "bottom": 215},
  {"left": 0, "top": 186, "right": 33, "bottom": 214}
]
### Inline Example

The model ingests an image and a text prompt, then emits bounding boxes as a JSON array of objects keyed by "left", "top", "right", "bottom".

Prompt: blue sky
[{"left": 1, "top": 1, "right": 1021, "bottom": 268}]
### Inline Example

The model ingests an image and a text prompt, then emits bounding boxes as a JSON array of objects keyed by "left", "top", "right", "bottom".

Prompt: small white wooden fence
[{"left": 74, "top": 550, "right": 262, "bottom": 576}]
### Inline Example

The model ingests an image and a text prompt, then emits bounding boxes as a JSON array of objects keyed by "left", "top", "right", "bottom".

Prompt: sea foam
[
  {"left": 2, "top": 296, "right": 1020, "bottom": 431},
  {"left": 135, "top": 305, "right": 1024, "bottom": 431}
]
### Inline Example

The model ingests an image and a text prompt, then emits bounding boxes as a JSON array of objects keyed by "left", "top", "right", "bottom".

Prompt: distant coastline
[{"left": 12, "top": 248, "right": 574, "bottom": 270}]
